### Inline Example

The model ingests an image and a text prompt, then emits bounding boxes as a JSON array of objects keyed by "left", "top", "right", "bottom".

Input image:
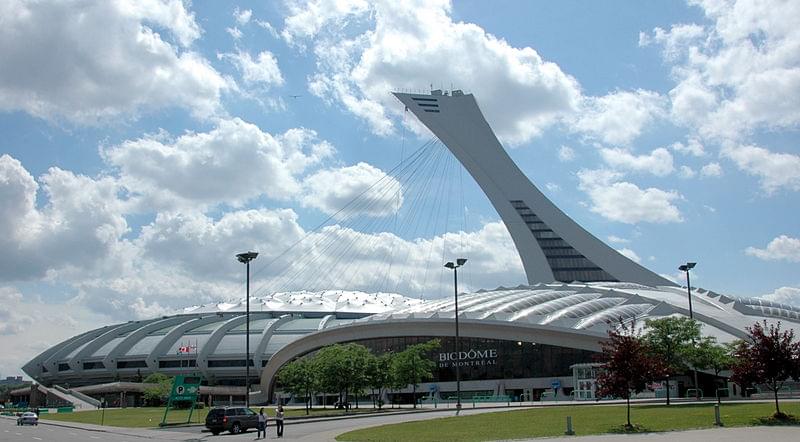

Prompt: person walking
[
  {"left": 256, "top": 407, "right": 267, "bottom": 439},
  {"left": 275, "top": 404, "right": 285, "bottom": 438}
]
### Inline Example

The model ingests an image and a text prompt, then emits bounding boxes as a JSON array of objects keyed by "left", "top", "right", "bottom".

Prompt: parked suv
[{"left": 205, "top": 406, "right": 259, "bottom": 435}]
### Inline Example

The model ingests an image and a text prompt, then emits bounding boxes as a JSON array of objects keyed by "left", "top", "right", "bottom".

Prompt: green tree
[
  {"left": 688, "top": 337, "right": 734, "bottom": 377},
  {"left": 366, "top": 352, "right": 395, "bottom": 409},
  {"left": 314, "top": 343, "right": 372, "bottom": 411},
  {"left": 391, "top": 339, "right": 440, "bottom": 408},
  {"left": 277, "top": 357, "right": 317, "bottom": 414},
  {"left": 643, "top": 316, "right": 701, "bottom": 404},
  {"left": 142, "top": 373, "right": 172, "bottom": 405}
]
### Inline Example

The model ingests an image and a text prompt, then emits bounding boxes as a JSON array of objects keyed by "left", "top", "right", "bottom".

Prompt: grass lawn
[
  {"left": 336, "top": 402, "right": 800, "bottom": 442},
  {"left": 39, "top": 405, "right": 398, "bottom": 428}
]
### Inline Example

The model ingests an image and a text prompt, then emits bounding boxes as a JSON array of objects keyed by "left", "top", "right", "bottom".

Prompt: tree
[
  {"left": 730, "top": 321, "right": 800, "bottom": 418},
  {"left": 314, "top": 343, "right": 372, "bottom": 411},
  {"left": 142, "top": 373, "right": 172, "bottom": 405},
  {"left": 391, "top": 339, "right": 440, "bottom": 408},
  {"left": 688, "top": 337, "right": 734, "bottom": 378},
  {"left": 596, "top": 321, "right": 666, "bottom": 429},
  {"left": 366, "top": 352, "right": 395, "bottom": 409},
  {"left": 643, "top": 316, "right": 701, "bottom": 404},
  {"left": 277, "top": 357, "right": 317, "bottom": 414}
]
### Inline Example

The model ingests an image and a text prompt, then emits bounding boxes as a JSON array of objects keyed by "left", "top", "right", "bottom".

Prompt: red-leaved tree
[
  {"left": 596, "top": 320, "right": 666, "bottom": 429},
  {"left": 730, "top": 320, "right": 800, "bottom": 418}
]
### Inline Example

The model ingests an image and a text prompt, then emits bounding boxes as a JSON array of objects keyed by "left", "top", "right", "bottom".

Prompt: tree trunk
[
  {"left": 626, "top": 395, "right": 631, "bottom": 428},
  {"left": 412, "top": 383, "right": 417, "bottom": 409},
  {"left": 773, "top": 381, "right": 781, "bottom": 415},
  {"left": 665, "top": 378, "right": 670, "bottom": 406}
]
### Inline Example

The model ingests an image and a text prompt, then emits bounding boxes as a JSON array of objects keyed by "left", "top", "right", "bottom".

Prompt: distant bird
[{"left": 289, "top": 94, "right": 302, "bottom": 99}]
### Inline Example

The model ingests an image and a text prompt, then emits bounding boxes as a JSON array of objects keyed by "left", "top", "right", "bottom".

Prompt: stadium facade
[{"left": 23, "top": 91, "right": 799, "bottom": 404}]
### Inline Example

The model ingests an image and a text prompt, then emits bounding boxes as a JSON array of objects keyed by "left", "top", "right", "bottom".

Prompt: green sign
[
  {"left": 161, "top": 375, "right": 203, "bottom": 426},
  {"left": 169, "top": 375, "right": 201, "bottom": 402}
]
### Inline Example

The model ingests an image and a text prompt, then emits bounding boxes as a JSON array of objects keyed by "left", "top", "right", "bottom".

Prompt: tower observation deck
[{"left": 394, "top": 91, "right": 674, "bottom": 287}]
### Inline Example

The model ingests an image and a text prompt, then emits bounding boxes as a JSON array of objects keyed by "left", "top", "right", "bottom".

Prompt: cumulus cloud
[
  {"left": 0, "top": 155, "right": 128, "bottom": 281},
  {"left": 746, "top": 235, "right": 800, "bottom": 262},
  {"left": 572, "top": 90, "right": 667, "bottom": 145},
  {"left": 558, "top": 145, "right": 576, "bottom": 162},
  {"left": 577, "top": 169, "right": 683, "bottom": 224},
  {"left": 617, "top": 248, "right": 642, "bottom": 263},
  {"left": 284, "top": 0, "right": 581, "bottom": 144},
  {"left": 759, "top": 286, "right": 800, "bottom": 307},
  {"left": 678, "top": 165, "right": 696, "bottom": 179},
  {"left": 219, "top": 50, "right": 284, "bottom": 87},
  {"left": 644, "top": 0, "right": 800, "bottom": 140},
  {"left": 671, "top": 139, "right": 706, "bottom": 157},
  {"left": 599, "top": 147, "right": 674, "bottom": 176},
  {"left": 234, "top": 7, "right": 253, "bottom": 26},
  {"left": 301, "top": 162, "right": 403, "bottom": 217},
  {"left": 721, "top": 144, "right": 800, "bottom": 193},
  {"left": 700, "top": 162, "right": 722, "bottom": 177},
  {"left": 102, "top": 119, "right": 334, "bottom": 210},
  {"left": 0, "top": 0, "right": 233, "bottom": 123}
]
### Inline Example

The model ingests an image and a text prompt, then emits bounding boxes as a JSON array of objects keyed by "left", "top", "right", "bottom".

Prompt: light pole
[
  {"left": 237, "top": 251, "right": 259, "bottom": 407},
  {"left": 444, "top": 258, "right": 467, "bottom": 412},
  {"left": 678, "top": 261, "right": 700, "bottom": 400}
]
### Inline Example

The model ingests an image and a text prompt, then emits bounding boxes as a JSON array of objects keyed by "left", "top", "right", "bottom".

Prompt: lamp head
[
  {"left": 456, "top": 258, "right": 467, "bottom": 266},
  {"left": 236, "top": 251, "right": 259, "bottom": 263},
  {"left": 444, "top": 262, "right": 455, "bottom": 269},
  {"left": 678, "top": 262, "right": 696, "bottom": 272}
]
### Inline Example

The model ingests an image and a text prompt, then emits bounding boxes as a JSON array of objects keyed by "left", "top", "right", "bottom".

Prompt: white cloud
[
  {"left": 0, "top": 0, "right": 233, "bottom": 123},
  {"left": 607, "top": 235, "right": 630, "bottom": 244},
  {"left": 226, "top": 26, "right": 243, "bottom": 39},
  {"left": 301, "top": 163, "right": 403, "bottom": 217},
  {"left": 545, "top": 182, "right": 560, "bottom": 192},
  {"left": 760, "top": 286, "right": 800, "bottom": 307},
  {"left": 645, "top": 0, "right": 800, "bottom": 140},
  {"left": 285, "top": 0, "right": 581, "bottom": 144},
  {"left": 746, "top": 235, "right": 800, "bottom": 262},
  {"left": 678, "top": 165, "right": 697, "bottom": 179},
  {"left": 256, "top": 20, "right": 280, "bottom": 38},
  {"left": 577, "top": 169, "right": 683, "bottom": 224},
  {"left": 234, "top": 7, "right": 253, "bottom": 26},
  {"left": 617, "top": 248, "right": 642, "bottom": 263},
  {"left": 220, "top": 51, "right": 284, "bottom": 87},
  {"left": 573, "top": 89, "right": 667, "bottom": 145},
  {"left": 102, "top": 119, "right": 334, "bottom": 210},
  {"left": 721, "top": 144, "right": 800, "bottom": 193},
  {"left": 558, "top": 145, "right": 576, "bottom": 162},
  {"left": 671, "top": 139, "right": 706, "bottom": 157},
  {"left": 599, "top": 147, "right": 674, "bottom": 176},
  {"left": 700, "top": 162, "right": 723, "bottom": 177},
  {"left": 0, "top": 155, "right": 128, "bottom": 281}
]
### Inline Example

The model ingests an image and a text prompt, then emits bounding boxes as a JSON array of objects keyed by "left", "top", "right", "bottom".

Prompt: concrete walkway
[{"left": 523, "top": 426, "right": 800, "bottom": 442}]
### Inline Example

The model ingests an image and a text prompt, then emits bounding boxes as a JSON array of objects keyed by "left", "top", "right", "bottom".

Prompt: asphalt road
[{"left": 162, "top": 406, "right": 514, "bottom": 441}]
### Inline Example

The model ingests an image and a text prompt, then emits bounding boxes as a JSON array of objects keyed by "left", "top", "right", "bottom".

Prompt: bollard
[
  {"left": 565, "top": 416, "right": 575, "bottom": 435},
  {"left": 714, "top": 404, "right": 723, "bottom": 426}
]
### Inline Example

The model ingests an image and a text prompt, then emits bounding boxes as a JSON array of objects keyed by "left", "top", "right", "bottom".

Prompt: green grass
[
  {"left": 38, "top": 405, "right": 398, "bottom": 428},
  {"left": 336, "top": 402, "right": 800, "bottom": 442}
]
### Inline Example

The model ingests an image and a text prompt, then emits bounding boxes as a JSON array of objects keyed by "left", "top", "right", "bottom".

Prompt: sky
[{"left": 1, "top": 0, "right": 799, "bottom": 377}]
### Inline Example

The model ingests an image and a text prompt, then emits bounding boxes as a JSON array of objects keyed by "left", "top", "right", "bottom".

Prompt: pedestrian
[
  {"left": 256, "top": 407, "right": 267, "bottom": 439},
  {"left": 275, "top": 403, "right": 285, "bottom": 438}
]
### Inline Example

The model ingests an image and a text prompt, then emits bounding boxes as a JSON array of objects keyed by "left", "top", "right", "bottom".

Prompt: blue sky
[{"left": 1, "top": 0, "right": 799, "bottom": 375}]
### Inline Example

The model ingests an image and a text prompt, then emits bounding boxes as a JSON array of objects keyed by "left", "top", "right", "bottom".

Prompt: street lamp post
[
  {"left": 678, "top": 262, "right": 700, "bottom": 400},
  {"left": 444, "top": 258, "right": 467, "bottom": 413},
  {"left": 237, "top": 251, "right": 259, "bottom": 407}
]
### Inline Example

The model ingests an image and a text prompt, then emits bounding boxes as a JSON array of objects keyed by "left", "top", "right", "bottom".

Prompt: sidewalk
[
  {"left": 520, "top": 426, "right": 800, "bottom": 442},
  {"left": 0, "top": 415, "right": 204, "bottom": 440}
]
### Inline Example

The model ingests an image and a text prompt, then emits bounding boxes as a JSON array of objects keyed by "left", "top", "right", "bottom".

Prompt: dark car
[{"left": 205, "top": 406, "right": 259, "bottom": 435}]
